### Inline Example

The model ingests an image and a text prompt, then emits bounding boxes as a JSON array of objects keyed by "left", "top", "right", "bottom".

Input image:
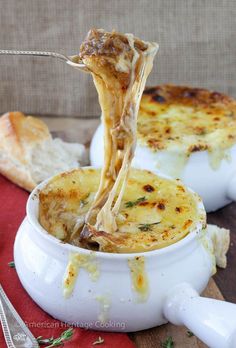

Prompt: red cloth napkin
[{"left": 0, "top": 175, "right": 136, "bottom": 348}]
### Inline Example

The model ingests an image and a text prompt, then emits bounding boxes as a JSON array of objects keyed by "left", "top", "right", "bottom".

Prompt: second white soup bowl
[{"left": 90, "top": 124, "right": 236, "bottom": 212}]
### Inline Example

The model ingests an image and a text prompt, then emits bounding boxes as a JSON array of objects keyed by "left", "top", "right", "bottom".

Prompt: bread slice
[
  {"left": 207, "top": 224, "right": 230, "bottom": 268},
  {"left": 0, "top": 112, "right": 88, "bottom": 191}
]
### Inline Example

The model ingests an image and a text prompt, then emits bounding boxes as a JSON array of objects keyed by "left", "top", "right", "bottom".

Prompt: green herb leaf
[
  {"left": 125, "top": 196, "right": 146, "bottom": 208},
  {"left": 8, "top": 261, "right": 15, "bottom": 268},
  {"left": 187, "top": 330, "right": 194, "bottom": 337},
  {"left": 161, "top": 336, "right": 174, "bottom": 348},
  {"left": 80, "top": 193, "right": 90, "bottom": 208},
  {"left": 36, "top": 336, "right": 54, "bottom": 345},
  {"left": 37, "top": 328, "right": 73, "bottom": 347},
  {"left": 80, "top": 199, "right": 89, "bottom": 207},
  {"left": 138, "top": 222, "right": 160, "bottom": 231},
  {"left": 227, "top": 111, "right": 234, "bottom": 117},
  {"left": 93, "top": 336, "right": 104, "bottom": 345}
]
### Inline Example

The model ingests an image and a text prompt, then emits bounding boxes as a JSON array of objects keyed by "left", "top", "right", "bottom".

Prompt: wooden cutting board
[{"left": 42, "top": 116, "right": 235, "bottom": 348}]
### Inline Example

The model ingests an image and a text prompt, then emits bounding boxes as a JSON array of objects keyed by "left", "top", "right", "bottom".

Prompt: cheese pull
[{"left": 77, "top": 29, "right": 158, "bottom": 239}]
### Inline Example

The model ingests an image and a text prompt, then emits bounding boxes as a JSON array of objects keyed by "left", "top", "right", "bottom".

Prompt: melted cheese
[
  {"left": 208, "top": 148, "right": 232, "bottom": 170},
  {"left": 198, "top": 229, "right": 217, "bottom": 276},
  {"left": 95, "top": 295, "right": 111, "bottom": 323},
  {"left": 137, "top": 85, "right": 236, "bottom": 172},
  {"left": 77, "top": 29, "right": 158, "bottom": 242},
  {"left": 128, "top": 256, "right": 149, "bottom": 302},
  {"left": 139, "top": 85, "right": 236, "bottom": 153},
  {"left": 63, "top": 252, "right": 99, "bottom": 298},
  {"left": 39, "top": 168, "right": 205, "bottom": 253}
]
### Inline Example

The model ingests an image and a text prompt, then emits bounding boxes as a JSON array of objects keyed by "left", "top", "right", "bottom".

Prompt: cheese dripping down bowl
[
  {"left": 90, "top": 85, "right": 236, "bottom": 212},
  {"left": 14, "top": 167, "right": 236, "bottom": 348}
]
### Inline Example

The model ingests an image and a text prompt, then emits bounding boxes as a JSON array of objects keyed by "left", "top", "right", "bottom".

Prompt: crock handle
[
  {"left": 163, "top": 283, "right": 236, "bottom": 348},
  {"left": 227, "top": 174, "right": 236, "bottom": 201}
]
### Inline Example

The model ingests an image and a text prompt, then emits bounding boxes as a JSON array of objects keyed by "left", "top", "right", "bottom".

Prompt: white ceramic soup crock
[
  {"left": 14, "top": 171, "right": 236, "bottom": 348},
  {"left": 90, "top": 124, "right": 236, "bottom": 212}
]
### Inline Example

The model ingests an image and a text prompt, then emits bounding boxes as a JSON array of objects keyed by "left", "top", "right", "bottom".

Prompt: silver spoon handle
[
  {"left": 0, "top": 284, "right": 39, "bottom": 348},
  {"left": 0, "top": 49, "right": 68, "bottom": 62},
  {"left": 0, "top": 49, "right": 87, "bottom": 70}
]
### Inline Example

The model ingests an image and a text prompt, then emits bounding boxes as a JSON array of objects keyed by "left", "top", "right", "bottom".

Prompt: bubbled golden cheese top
[
  {"left": 39, "top": 168, "right": 205, "bottom": 253},
  {"left": 138, "top": 85, "right": 236, "bottom": 153}
]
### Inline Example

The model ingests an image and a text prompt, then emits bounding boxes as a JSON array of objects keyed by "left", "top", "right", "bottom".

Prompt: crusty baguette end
[{"left": 0, "top": 112, "right": 88, "bottom": 191}]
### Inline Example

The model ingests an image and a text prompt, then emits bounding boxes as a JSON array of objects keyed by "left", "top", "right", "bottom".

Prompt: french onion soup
[
  {"left": 138, "top": 85, "right": 236, "bottom": 174},
  {"left": 39, "top": 29, "right": 205, "bottom": 253},
  {"left": 39, "top": 168, "right": 205, "bottom": 253}
]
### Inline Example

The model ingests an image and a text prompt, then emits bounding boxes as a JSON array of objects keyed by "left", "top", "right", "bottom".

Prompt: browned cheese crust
[
  {"left": 39, "top": 168, "right": 204, "bottom": 253},
  {"left": 138, "top": 85, "right": 236, "bottom": 153}
]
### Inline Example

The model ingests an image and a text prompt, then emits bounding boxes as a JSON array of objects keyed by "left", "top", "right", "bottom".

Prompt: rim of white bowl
[{"left": 26, "top": 167, "right": 206, "bottom": 260}]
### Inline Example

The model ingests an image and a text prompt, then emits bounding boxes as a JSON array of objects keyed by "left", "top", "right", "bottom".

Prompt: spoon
[
  {"left": 0, "top": 50, "right": 88, "bottom": 71},
  {"left": 0, "top": 283, "right": 39, "bottom": 347}
]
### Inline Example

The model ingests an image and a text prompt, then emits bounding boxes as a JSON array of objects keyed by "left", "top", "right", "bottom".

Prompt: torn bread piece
[
  {"left": 0, "top": 112, "right": 88, "bottom": 191},
  {"left": 207, "top": 224, "right": 230, "bottom": 268}
]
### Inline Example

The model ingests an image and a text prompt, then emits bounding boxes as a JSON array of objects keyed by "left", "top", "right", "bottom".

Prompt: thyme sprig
[
  {"left": 138, "top": 221, "right": 160, "bottom": 231},
  {"left": 161, "top": 336, "right": 174, "bottom": 348},
  {"left": 80, "top": 193, "right": 90, "bottom": 208},
  {"left": 8, "top": 261, "right": 15, "bottom": 268},
  {"left": 80, "top": 199, "right": 89, "bottom": 207},
  {"left": 93, "top": 336, "right": 104, "bottom": 345},
  {"left": 36, "top": 336, "right": 54, "bottom": 345},
  {"left": 125, "top": 196, "right": 146, "bottom": 208},
  {"left": 37, "top": 328, "right": 73, "bottom": 347},
  {"left": 187, "top": 330, "right": 194, "bottom": 337}
]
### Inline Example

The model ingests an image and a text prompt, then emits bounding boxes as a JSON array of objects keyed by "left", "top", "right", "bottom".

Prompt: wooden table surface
[{"left": 43, "top": 116, "right": 236, "bottom": 348}]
